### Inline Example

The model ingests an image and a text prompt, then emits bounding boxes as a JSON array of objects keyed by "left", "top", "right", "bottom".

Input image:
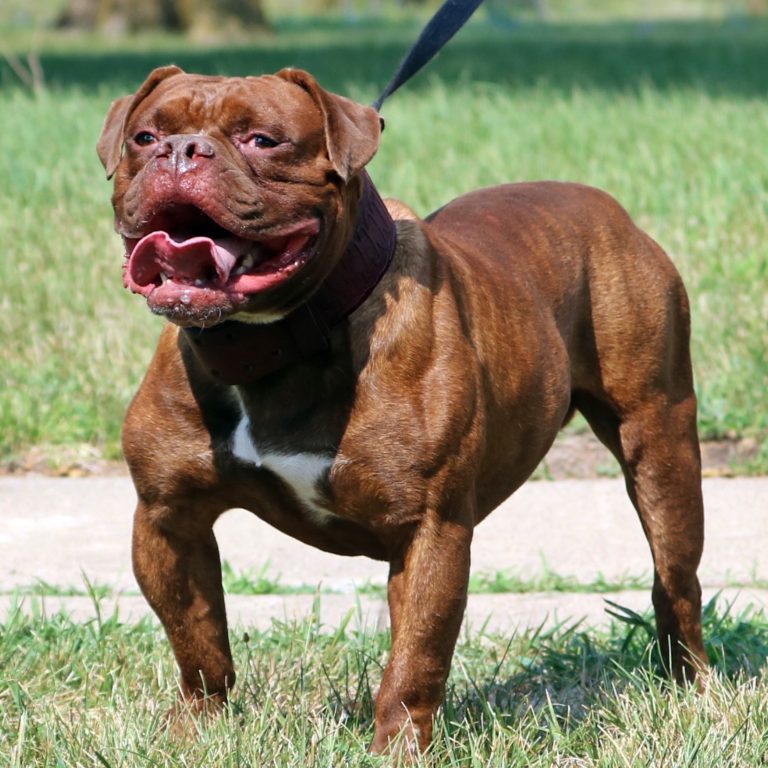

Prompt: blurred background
[
  {"left": 3, "top": 0, "right": 768, "bottom": 38},
  {"left": 0, "top": 1, "right": 766, "bottom": 475}
]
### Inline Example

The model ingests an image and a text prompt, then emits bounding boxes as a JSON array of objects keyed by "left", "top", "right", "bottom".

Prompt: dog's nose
[{"left": 155, "top": 134, "right": 216, "bottom": 174}]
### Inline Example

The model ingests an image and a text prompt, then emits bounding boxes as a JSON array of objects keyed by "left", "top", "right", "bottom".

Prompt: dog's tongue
[{"left": 128, "top": 231, "right": 252, "bottom": 289}]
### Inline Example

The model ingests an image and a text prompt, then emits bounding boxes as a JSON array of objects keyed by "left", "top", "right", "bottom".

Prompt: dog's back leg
[
  {"left": 567, "top": 223, "right": 709, "bottom": 681},
  {"left": 573, "top": 388, "right": 707, "bottom": 681}
]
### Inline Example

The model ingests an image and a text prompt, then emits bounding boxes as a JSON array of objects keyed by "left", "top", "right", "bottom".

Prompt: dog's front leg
[
  {"left": 132, "top": 499, "right": 235, "bottom": 716},
  {"left": 371, "top": 499, "right": 474, "bottom": 756}
]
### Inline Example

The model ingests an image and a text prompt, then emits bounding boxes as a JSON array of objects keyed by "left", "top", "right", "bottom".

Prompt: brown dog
[{"left": 97, "top": 66, "right": 707, "bottom": 753}]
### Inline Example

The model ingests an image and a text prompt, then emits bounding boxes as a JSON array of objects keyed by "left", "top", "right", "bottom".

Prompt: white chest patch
[{"left": 231, "top": 415, "right": 334, "bottom": 519}]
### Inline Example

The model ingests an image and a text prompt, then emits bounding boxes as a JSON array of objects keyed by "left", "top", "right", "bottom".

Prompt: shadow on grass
[
  {"left": 3, "top": 596, "right": 765, "bottom": 750},
  {"left": 2, "top": 17, "right": 768, "bottom": 97},
  {"left": 451, "top": 597, "right": 768, "bottom": 732},
  {"left": 297, "top": 596, "right": 768, "bottom": 735}
]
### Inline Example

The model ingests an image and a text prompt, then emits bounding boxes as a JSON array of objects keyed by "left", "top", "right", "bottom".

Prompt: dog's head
[{"left": 97, "top": 66, "right": 382, "bottom": 326}]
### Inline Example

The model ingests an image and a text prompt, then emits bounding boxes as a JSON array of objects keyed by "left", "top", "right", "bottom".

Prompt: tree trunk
[{"left": 57, "top": 0, "right": 269, "bottom": 33}]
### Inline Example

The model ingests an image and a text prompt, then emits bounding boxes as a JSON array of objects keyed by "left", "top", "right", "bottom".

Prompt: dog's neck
[{"left": 182, "top": 172, "right": 397, "bottom": 385}]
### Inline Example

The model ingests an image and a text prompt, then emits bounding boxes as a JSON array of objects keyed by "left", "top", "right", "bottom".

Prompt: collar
[{"left": 182, "top": 172, "right": 397, "bottom": 385}]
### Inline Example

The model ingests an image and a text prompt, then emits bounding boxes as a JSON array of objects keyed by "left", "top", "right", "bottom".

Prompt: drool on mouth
[{"left": 122, "top": 204, "right": 320, "bottom": 306}]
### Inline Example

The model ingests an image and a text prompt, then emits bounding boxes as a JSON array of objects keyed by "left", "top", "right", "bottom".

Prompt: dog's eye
[
  {"left": 134, "top": 131, "right": 158, "bottom": 146},
  {"left": 251, "top": 134, "right": 279, "bottom": 149}
]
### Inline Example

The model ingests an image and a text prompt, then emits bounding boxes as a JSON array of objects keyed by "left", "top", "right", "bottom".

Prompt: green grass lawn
[
  {"left": 2, "top": 598, "right": 768, "bottom": 766},
  {"left": 1, "top": 14, "right": 766, "bottom": 468},
  {"left": 2, "top": 12, "right": 767, "bottom": 765}
]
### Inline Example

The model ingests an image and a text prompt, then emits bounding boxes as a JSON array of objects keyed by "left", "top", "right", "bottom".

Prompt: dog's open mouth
[{"left": 122, "top": 204, "right": 320, "bottom": 316}]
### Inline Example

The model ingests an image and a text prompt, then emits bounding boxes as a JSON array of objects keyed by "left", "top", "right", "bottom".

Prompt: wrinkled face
[{"left": 99, "top": 68, "right": 380, "bottom": 326}]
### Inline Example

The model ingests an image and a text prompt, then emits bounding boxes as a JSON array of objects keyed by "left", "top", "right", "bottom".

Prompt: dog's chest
[{"left": 230, "top": 413, "right": 334, "bottom": 520}]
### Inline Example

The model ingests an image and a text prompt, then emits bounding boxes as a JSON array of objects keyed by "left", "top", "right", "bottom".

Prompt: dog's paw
[{"left": 163, "top": 693, "right": 227, "bottom": 738}]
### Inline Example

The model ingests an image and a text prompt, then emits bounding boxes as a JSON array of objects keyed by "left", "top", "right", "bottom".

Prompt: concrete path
[{"left": 1, "top": 475, "right": 767, "bottom": 633}]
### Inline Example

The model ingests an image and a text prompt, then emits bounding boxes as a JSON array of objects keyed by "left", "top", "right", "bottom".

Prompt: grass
[
  {"left": 12, "top": 561, "right": 768, "bottom": 600},
  {"left": 0, "top": 13, "right": 766, "bottom": 469},
  {"left": 221, "top": 560, "right": 319, "bottom": 596},
  {"left": 2, "top": 597, "right": 768, "bottom": 765},
  {"left": 6, "top": 562, "right": 654, "bottom": 599},
  {"left": 468, "top": 568, "right": 650, "bottom": 595}
]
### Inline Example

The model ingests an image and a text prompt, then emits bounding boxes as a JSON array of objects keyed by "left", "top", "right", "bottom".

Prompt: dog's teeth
[
  {"left": 233, "top": 255, "right": 255, "bottom": 276},
  {"left": 194, "top": 279, "right": 206, "bottom": 287},
  {"left": 160, "top": 272, "right": 169, "bottom": 284}
]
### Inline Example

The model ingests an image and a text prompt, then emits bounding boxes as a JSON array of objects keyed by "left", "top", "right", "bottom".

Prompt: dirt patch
[
  {"left": 2, "top": 444, "right": 127, "bottom": 477},
  {"left": 2, "top": 434, "right": 761, "bottom": 479},
  {"left": 542, "top": 433, "right": 762, "bottom": 479}
]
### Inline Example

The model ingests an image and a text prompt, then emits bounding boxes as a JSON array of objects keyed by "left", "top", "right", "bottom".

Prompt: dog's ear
[
  {"left": 276, "top": 68, "right": 382, "bottom": 182},
  {"left": 97, "top": 65, "right": 185, "bottom": 180}
]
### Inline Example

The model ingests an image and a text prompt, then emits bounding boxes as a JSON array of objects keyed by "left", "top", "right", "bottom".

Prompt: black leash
[{"left": 373, "top": 0, "right": 485, "bottom": 111}]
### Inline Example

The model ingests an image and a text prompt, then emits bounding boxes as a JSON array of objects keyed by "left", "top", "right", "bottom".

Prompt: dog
[{"left": 97, "top": 66, "right": 707, "bottom": 754}]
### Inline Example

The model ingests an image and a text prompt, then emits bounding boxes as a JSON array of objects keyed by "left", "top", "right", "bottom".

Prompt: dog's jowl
[{"left": 98, "top": 66, "right": 707, "bottom": 754}]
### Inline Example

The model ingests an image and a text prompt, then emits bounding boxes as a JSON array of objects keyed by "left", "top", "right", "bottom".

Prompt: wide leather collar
[{"left": 182, "top": 172, "right": 397, "bottom": 385}]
